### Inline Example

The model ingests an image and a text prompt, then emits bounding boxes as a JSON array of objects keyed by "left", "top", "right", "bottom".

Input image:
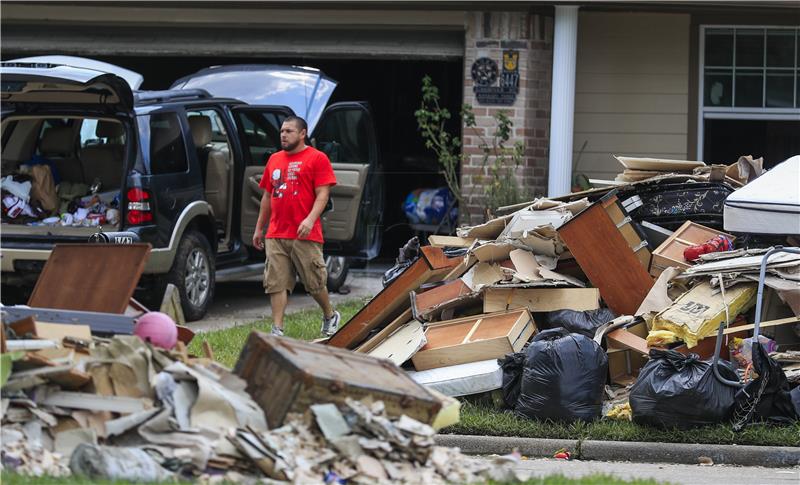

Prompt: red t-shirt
[{"left": 259, "top": 146, "right": 337, "bottom": 243}]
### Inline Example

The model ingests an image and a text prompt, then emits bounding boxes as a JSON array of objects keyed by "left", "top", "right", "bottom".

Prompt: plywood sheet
[{"left": 28, "top": 244, "right": 151, "bottom": 314}]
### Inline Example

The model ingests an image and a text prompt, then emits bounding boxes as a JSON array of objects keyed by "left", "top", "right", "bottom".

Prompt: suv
[{"left": 0, "top": 57, "right": 384, "bottom": 320}]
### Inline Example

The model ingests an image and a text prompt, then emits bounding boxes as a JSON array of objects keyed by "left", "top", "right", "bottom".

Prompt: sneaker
[
  {"left": 270, "top": 325, "right": 284, "bottom": 337},
  {"left": 321, "top": 311, "right": 341, "bottom": 337}
]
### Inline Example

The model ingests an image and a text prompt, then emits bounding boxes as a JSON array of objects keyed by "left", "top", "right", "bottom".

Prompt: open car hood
[
  {"left": 171, "top": 64, "right": 337, "bottom": 133},
  {"left": 0, "top": 61, "right": 135, "bottom": 111}
]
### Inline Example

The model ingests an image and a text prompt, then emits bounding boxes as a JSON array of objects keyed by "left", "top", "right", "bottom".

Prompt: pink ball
[{"left": 134, "top": 312, "right": 178, "bottom": 350}]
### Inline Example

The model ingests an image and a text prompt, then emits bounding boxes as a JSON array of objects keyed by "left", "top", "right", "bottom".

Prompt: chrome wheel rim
[
  {"left": 185, "top": 248, "right": 210, "bottom": 307},
  {"left": 326, "top": 255, "right": 345, "bottom": 280}
]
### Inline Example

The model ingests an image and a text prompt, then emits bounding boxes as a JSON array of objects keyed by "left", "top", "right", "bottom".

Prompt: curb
[{"left": 434, "top": 435, "right": 800, "bottom": 468}]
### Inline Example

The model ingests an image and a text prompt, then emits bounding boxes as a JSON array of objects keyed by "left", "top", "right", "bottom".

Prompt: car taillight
[{"left": 126, "top": 188, "right": 153, "bottom": 225}]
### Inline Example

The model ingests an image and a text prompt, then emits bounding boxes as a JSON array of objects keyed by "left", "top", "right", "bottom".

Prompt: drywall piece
[
  {"left": 456, "top": 213, "right": 514, "bottom": 239},
  {"left": 41, "top": 391, "right": 152, "bottom": 414},
  {"left": 558, "top": 197, "right": 654, "bottom": 315},
  {"left": 406, "top": 359, "right": 503, "bottom": 397},
  {"left": 411, "top": 309, "right": 536, "bottom": 371},
  {"left": 367, "top": 320, "right": 427, "bottom": 366},
  {"left": 498, "top": 209, "right": 571, "bottom": 239},
  {"left": 471, "top": 242, "right": 516, "bottom": 263},
  {"left": 483, "top": 287, "right": 600, "bottom": 313},
  {"left": 461, "top": 262, "right": 504, "bottom": 291},
  {"left": 328, "top": 246, "right": 460, "bottom": 349}
]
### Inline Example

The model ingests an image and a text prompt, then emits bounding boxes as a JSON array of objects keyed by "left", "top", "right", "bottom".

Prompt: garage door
[{"left": 2, "top": 24, "right": 464, "bottom": 60}]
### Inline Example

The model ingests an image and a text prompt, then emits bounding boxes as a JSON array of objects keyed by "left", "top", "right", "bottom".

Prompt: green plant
[{"left": 415, "top": 76, "right": 529, "bottom": 223}]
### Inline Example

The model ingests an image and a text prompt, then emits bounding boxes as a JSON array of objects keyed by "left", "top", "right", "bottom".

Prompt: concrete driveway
[{"left": 190, "top": 265, "right": 386, "bottom": 333}]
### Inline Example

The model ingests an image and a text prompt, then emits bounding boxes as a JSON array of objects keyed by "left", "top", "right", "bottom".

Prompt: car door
[
  {"left": 230, "top": 105, "right": 293, "bottom": 245},
  {"left": 312, "top": 102, "right": 383, "bottom": 259}
]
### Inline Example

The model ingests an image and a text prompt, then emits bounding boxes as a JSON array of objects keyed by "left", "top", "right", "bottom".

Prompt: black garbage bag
[
  {"left": 382, "top": 237, "right": 420, "bottom": 287},
  {"left": 536, "top": 308, "right": 617, "bottom": 338},
  {"left": 732, "top": 342, "right": 799, "bottom": 430},
  {"left": 630, "top": 349, "right": 738, "bottom": 430},
  {"left": 498, "top": 352, "right": 526, "bottom": 409},
  {"left": 516, "top": 328, "right": 608, "bottom": 423}
]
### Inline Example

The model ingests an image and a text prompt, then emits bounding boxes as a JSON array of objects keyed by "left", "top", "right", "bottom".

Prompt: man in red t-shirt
[{"left": 253, "top": 116, "right": 339, "bottom": 337}]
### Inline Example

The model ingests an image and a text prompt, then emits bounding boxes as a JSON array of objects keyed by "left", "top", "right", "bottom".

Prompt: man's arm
[
  {"left": 297, "top": 184, "right": 331, "bottom": 239},
  {"left": 252, "top": 191, "right": 271, "bottom": 250}
]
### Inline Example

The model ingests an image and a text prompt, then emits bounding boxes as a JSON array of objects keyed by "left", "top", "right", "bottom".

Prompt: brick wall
[{"left": 462, "top": 11, "right": 554, "bottom": 224}]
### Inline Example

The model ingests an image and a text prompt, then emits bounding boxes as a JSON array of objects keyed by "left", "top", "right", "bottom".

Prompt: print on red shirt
[{"left": 259, "top": 147, "right": 337, "bottom": 244}]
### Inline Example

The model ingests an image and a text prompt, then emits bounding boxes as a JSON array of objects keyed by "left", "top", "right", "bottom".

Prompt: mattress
[{"left": 724, "top": 156, "right": 800, "bottom": 235}]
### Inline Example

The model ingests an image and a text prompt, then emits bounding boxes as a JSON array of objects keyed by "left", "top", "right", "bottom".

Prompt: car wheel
[
  {"left": 325, "top": 255, "right": 349, "bottom": 293},
  {"left": 168, "top": 231, "right": 215, "bottom": 321}
]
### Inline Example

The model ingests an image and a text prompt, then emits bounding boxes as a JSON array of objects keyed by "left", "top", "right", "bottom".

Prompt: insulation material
[{"left": 651, "top": 281, "right": 757, "bottom": 348}]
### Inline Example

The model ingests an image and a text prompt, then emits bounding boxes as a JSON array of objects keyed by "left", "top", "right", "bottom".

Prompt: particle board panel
[
  {"left": 354, "top": 308, "right": 413, "bottom": 354},
  {"left": 558, "top": 200, "right": 653, "bottom": 315},
  {"left": 28, "top": 244, "right": 151, "bottom": 314},
  {"left": 411, "top": 308, "right": 536, "bottom": 371},
  {"left": 483, "top": 287, "right": 600, "bottom": 313},
  {"left": 327, "top": 246, "right": 460, "bottom": 349},
  {"left": 601, "top": 196, "right": 651, "bottom": 270}
]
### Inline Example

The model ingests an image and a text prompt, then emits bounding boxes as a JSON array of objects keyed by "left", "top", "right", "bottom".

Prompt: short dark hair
[{"left": 283, "top": 116, "right": 308, "bottom": 133}]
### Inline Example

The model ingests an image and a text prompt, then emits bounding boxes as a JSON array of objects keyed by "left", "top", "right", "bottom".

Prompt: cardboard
[
  {"left": 461, "top": 262, "right": 504, "bottom": 291},
  {"left": 471, "top": 242, "right": 516, "bottom": 263},
  {"left": 456, "top": 214, "right": 513, "bottom": 240},
  {"left": 483, "top": 287, "right": 600, "bottom": 313}
]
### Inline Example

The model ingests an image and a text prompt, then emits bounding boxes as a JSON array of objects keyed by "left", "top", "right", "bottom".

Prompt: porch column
[{"left": 547, "top": 5, "right": 579, "bottom": 197}]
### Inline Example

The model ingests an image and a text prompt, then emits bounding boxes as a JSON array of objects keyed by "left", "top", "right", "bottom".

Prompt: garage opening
[{"left": 95, "top": 55, "right": 465, "bottom": 260}]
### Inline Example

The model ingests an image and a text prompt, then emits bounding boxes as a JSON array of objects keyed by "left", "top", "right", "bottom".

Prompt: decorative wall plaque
[{"left": 471, "top": 50, "right": 520, "bottom": 106}]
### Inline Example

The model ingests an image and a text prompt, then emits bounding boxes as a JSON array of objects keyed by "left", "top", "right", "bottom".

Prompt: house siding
[{"left": 573, "top": 11, "right": 691, "bottom": 180}]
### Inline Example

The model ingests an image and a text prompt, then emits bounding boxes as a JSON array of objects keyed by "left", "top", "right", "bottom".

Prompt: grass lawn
[{"left": 188, "top": 300, "right": 799, "bottom": 448}]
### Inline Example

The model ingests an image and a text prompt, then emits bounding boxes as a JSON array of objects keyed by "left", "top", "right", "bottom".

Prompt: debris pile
[
  {"left": 324, "top": 155, "right": 799, "bottom": 428},
  {"left": 230, "top": 398, "right": 524, "bottom": 484}
]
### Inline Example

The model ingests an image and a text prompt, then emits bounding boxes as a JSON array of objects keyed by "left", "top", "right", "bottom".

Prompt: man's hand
[
  {"left": 297, "top": 217, "right": 314, "bottom": 239},
  {"left": 253, "top": 228, "right": 265, "bottom": 250}
]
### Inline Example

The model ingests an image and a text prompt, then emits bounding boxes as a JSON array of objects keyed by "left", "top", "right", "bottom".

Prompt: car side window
[
  {"left": 149, "top": 112, "right": 188, "bottom": 175},
  {"left": 234, "top": 111, "right": 284, "bottom": 166},
  {"left": 313, "top": 108, "right": 372, "bottom": 164}
]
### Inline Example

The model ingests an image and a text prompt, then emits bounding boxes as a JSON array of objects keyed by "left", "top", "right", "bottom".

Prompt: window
[
  {"left": 703, "top": 27, "right": 799, "bottom": 108},
  {"left": 313, "top": 108, "right": 373, "bottom": 164},
  {"left": 699, "top": 26, "right": 800, "bottom": 165},
  {"left": 78, "top": 118, "right": 126, "bottom": 148},
  {"left": 186, "top": 108, "right": 231, "bottom": 152},
  {"left": 234, "top": 110, "right": 285, "bottom": 166},
  {"left": 147, "top": 112, "right": 188, "bottom": 175}
]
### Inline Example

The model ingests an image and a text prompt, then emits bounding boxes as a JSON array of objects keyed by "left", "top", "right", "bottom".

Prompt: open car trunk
[
  {"left": 1, "top": 114, "right": 129, "bottom": 239},
  {"left": 1, "top": 60, "right": 136, "bottom": 242}
]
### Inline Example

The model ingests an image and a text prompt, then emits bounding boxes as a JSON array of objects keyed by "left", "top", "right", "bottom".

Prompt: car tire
[
  {"left": 167, "top": 231, "right": 215, "bottom": 322},
  {"left": 325, "top": 255, "right": 349, "bottom": 293}
]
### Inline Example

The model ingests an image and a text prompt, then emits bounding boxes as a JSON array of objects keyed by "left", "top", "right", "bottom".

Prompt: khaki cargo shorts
[{"left": 263, "top": 238, "right": 327, "bottom": 295}]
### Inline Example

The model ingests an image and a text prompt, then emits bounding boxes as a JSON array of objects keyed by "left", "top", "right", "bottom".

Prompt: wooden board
[
  {"left": 558, "top": 199, "right": 654, "bottom": 316},
  {"left": 483, "top": 287, "right": 600, "bottom": 313},
  {"left": 234, "top": 332, "right": 441, "bottom": 428},
  {"left": 606, "top": 321, "right": 649, "bottom": 355},
  {"left": 327, "top": 246, "right": 460, "bottom": 349},
  {"left": 650, "top": 221, "right": 735, "bottom": 277},
  {"left": 28, "top": 244, "right": 151, "bottom": 314},
  {"left": 602, "top": 198, "right": 651, "bottom": 270},
  {"left": 366, "top": 320, "right": 426, "bottom": 366},
  {"left": 411, "top": 308, "right": 536, "bottom": 371},
  {"left": 9, "top": 318, "right": 92, "bottom": 344},
  {"left": 411, "top": 279, "right": 478, "bottom": 321},
  {"left": 428, "top": 235, "right": 475, "bottom": 248}
]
